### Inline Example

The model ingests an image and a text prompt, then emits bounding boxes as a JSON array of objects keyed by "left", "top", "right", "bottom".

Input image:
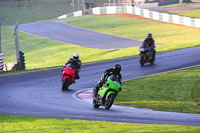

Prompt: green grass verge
[
  {"left": 0, "top": 114, "right": 200, "bottom": 132},
  {"left": 66, "top": 15, "right": 200, "bottom": 51},
  {"left": 115, "top": 66, "right": 200, "bottom": 114}
]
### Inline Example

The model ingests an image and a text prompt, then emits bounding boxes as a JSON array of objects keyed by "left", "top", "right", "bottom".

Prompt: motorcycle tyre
[
  {"left": 104, "top": 93, "right": 115, "bottom": 110},
  {"left": 150, "top": 56, "right": 155, "bottom": 65},
  {"left": 150, "top": 59, "right": 154, "bottom": 65},
  {"left": 62, "top": 78, "right": 69, "bottom": 91},
  {"left": 140, "top": 56, "right": 145, "bottom": 66},
  {"left": 93, "top": 98, "right": 100, "bottom": 108}
]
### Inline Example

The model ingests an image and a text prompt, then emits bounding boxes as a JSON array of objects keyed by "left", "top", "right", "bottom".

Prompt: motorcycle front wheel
[
  {"left": 62, "top": 78, "right": 69, "bottom": 91},
  {"left": 93, "top": 98, "right": 100, "bottom": 108},
  {"left": 140, "top": 56, "right": 145, "bottom": 66},
  {"left": 104, "top": 93, "right": 115, "bottom": 110}
]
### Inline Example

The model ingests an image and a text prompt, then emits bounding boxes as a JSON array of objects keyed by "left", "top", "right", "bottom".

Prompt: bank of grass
[
  {"left": 2, "top": 26, "right": 139, "bottom": 70},
  {"left": 0, "top": 114, "right": 200, "bottom": 132},
  {"left": 0, "top": 0, "right": 108, "bottom": 26},
  {"left": 160, "top": 2, "right": 200, "bottom": 8},
  {"left": 169, "top": 9, "right": 200, "bottom": 18},
  {"left": 66, "top": 14, "right": 200, "bottom": 51},
  {"left": 0, "top": 0, "right": 72, "bottom": 26},
  {"left": 115, "top": 66, "right": 200, "bottom": 114},
  {"left": 160, "top": 2, "right": 200, "bottom": 18}
]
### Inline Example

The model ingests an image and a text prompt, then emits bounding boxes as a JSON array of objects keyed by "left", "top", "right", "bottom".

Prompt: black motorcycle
[{"left": 139, "top": 47, "right": 155, "bottom": 66}]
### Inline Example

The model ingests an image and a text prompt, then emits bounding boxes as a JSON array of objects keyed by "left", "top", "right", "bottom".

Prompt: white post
[
  {"left": 0, "top": 17, "right": 5, "bottom": 53},
  {"left": 78, "top": 0, "right": 80, "bottom": 10},
  {"left": 72, "top": 0, "right": 74, "bottom": 12},
  {"left": 82, "top": 0, "right": 85, "bottom": 14},
  {"left": 14, "top": 21, "right": 20, "bottom": 67}
]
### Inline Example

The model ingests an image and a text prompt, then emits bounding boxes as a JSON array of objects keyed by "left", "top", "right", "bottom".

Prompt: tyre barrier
[{"left": 0, "top": 53, "right": 4, "bottom": 72}]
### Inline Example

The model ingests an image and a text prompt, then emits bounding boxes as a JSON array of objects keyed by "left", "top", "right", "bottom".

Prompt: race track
[
  {"left": 8, "top": 21, "right": 143, "bottom": 49},
  {"left": 1, "top": 46, "right": 200, "bottom": 126}
]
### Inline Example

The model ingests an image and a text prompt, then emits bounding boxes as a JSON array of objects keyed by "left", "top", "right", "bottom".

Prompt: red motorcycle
[{"left": 61, "top": 64, "right": 76, "bottom": 90}]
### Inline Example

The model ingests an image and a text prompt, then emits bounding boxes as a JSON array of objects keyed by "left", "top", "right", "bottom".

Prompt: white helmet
[{"left": 73, "top": 53, "right": 79, "bottom": 60}]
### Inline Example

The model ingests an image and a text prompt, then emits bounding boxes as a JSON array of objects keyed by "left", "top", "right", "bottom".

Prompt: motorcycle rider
[
  {"left": 62, "top": 53, "right": 81, "bottom": 80},
  {"left": 93, "top": 64, "right": 122, "bottom": 97},
  {"left": 140, "top": 33, "right": 156, "bottom": 58}
]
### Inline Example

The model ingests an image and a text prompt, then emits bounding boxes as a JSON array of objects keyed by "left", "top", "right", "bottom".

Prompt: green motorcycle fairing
[{"left": 98, "top": 77, "right": 121, "bottom": 98}]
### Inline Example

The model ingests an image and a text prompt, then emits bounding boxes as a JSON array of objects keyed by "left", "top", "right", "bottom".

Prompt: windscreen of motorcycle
[{"left": 109, "top": 74, "right": 120, "bottom": 83}]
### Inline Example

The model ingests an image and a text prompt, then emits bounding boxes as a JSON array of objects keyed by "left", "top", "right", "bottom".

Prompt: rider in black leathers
[
  {"left": 62, "top": 53, "right": 81, "bottom": 80},
  {"left": 140, "top": 33, "right": 156, "bottom": 58},
  {"left": 93, "top": 64, "right": 122, "bottom": 97}
]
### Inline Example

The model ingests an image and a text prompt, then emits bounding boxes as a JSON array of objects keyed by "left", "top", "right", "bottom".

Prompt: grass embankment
[
  {"left": 115, "top": 66, "right": 200, "bottom": 114},
  {"left": 2, "top": 26, "right": 139, "bottom": 70},
  {"left": 0, "top": 0, "right": 72, "bottom": 26},
  {"left": 160, "top": 2, "right": 200, "bottom": 8},
  {"left": 0, "top": 0, "right": 107, "bottom": 26},
  {"left": 160, "top": 2, "right": 200, "bottom": 18},
  {"left": 66, "top": 14, "right": 200, "bottom": 51},
  {"left": 169, "top": 10, "right": 200, "bottom": 18},
  {"left": 0, "top": 114, "right": 200, "bottom": 132}
]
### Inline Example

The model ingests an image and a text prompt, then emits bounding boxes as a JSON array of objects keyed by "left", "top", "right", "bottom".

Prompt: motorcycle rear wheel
[
  {"left": 62, "top": 78, "right": 69, "bottom": 91},
  {"left": 150, "top": 59, "right": 155, "bottom": 65},
  {"left": 104, "top": 93, "right": 115, "bottom": 110},
  {"left": 150, "top": 56, "right": 155, "bottom": 65}
]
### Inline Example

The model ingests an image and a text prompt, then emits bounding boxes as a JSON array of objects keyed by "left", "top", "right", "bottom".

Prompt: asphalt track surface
[
  {"left": 1, "top": 46, "right": 200, "bottom": 126},
  {"left": 149, "top": 5, "right": 200, "bottom": 13},
  {"left": 8, "top": 21, "right": 144, "bottom": 49}
]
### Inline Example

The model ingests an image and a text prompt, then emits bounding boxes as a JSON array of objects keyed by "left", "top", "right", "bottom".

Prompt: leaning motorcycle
[
  {"left": 61, "top": 64, "right": 76, "bottom": 91},
  {"left": 93, "top": 74, "right": 122, "bottom": 110},
  {"left": 139, "top": 47, "right": 155, "bottom": 66}
]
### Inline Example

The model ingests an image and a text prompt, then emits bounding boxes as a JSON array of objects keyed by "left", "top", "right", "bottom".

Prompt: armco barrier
[
  {"left": 58, "top": 6, "right": 200, "bottom": 28},
  {"left": 158, "top": 0, "right": 179, "bottom": 6},
  {"left": 136, "top": 2, "right": 158, "bottom": 8},
  {"left": 0, "top": 53, "right": 4, "bottom": 72},
  {"left": 192, "top": 0, "right": 200, "bottom": 2}
]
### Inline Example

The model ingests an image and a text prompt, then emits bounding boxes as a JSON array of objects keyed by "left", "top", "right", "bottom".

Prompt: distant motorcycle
[
  {"left": 61, "top": 64, "right": 76, "bottom": 91},
  {"left": 93, "top": 74, "right": 122, "bottom": 110},
  {"left": 139, "top": 47, "right": 155, "bottom": 66}
]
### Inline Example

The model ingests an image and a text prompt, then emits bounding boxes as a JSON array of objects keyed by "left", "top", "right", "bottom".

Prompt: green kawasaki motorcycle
[{"left": 93, "top": 74, "right": 122, "bottom": 110}]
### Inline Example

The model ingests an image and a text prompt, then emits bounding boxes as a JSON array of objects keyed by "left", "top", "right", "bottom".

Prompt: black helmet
[
  {"left": 147, "top": 33, "right": 152, "bottom": 38},
  {"left": 113, "top": 64, "right": 121, "bottom": 73}
]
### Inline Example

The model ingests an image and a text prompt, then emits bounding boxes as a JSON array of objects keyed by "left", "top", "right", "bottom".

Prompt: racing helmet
[
  {"left": 114, "top": 64, "right": 121, "bottom": 73},
  {"left": 73, "top": 53, "right": 79, "bottom": 60},
  {"left": 147, "top": 33, "right": 152, "bottom": 38}
]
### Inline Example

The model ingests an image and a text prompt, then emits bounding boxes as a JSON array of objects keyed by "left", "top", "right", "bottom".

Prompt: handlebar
[{"left": 139, "top": 47, "right": 155, "bottom": 52}]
